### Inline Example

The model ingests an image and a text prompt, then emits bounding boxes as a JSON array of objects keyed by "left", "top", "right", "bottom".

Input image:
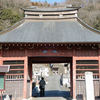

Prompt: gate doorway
[{"left": 29, "top": 57, "right": 73, "bottom": 99}]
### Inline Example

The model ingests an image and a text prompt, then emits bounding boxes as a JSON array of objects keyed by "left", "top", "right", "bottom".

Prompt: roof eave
[
  {"left": 77, "top": 18, "right": 100, "bottom": 34},
  {"left": 21, "top": 7, "right": 80, "bottom": 12},
  {"left": 0, "top": 42, "right": 100, "bottom": 44}
]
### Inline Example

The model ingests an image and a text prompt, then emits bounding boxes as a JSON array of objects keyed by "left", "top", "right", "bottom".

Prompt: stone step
[{"left": 29, "top": 97, "right": 72, "bottom": 100}]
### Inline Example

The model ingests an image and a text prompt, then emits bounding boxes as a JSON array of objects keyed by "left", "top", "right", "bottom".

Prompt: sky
[{"left": 30, "top": 0, "right": 63, "bottom": 4}]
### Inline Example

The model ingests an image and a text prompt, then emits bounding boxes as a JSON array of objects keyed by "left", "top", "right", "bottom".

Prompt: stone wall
[
  {"left": 76, "top": 80, "right": 100, "bottom": 100},
  {"left": 4, "top": 79, "right": 30, "bottom": 100}
]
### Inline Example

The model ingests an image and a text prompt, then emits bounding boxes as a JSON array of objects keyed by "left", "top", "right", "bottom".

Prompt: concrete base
[{"left": 28, "top": 97, "right": 33, "bottom": 100}]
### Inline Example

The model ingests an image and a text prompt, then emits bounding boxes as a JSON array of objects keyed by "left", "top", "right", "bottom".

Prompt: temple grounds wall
[
  {"left": 76, "top": 80, "right": 100, "bottom": 100},
  {"left": 4, "top": 80, "right": 30, "bottom": 100}
]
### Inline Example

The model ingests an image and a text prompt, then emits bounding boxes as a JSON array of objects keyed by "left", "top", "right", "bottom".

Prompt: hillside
[
  {"left": 0, "top": 0, "right": 100, "bottom": 31},
  {"left": 78, "top": 0, "right": 100, "bottom": 30},
  {"left": 57, "top": 0, "right": 100, "bottom": 30},
  {"left": 0, "top": 0, "right": 31, "bottom": 31}
]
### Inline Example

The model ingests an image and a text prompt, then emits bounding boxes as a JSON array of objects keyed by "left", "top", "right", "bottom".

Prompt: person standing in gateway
[{"left": 39, "top": 77, "right": 46, "bottom": 97}]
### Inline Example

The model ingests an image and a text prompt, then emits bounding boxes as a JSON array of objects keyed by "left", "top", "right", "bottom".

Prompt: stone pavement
[
  {"left": 31, "top": 76, "right": 71, "bottom": 100},
  {"left": 31, "top": 97, "right": 72, "bottom": 100}
]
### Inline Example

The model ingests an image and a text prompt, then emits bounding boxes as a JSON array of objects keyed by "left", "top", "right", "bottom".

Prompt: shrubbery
[
  {"left": 94, "top": 18, "right": 100, "bottom": 30},
  {"left": 55, "top": 0, "right": 100, "bottom": 30},
  {"left": 0, "top": 9, "right": 21, "bottom": 24},
  {"left": 0, "top": 9, "right": 21, "bottom": 31},
  {"left": 0, "top": 0, "right": 100, "bottom": 31},
  {"left": 0, "top": 0, "right": 31, "bottom": 31}
]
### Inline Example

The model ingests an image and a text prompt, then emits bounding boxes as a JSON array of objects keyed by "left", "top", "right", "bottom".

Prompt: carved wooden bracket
[
  {"left": 77, "top": 47, "right": 81, "bottom": 49},
  {"left": 0, "top": 46, "right": 2, "bottom": 49},
  {"left": 4, "top": 47, "right": 9, "bottom": 50},
  {"left": 92, "top": 46, "right": 97, "bottom": 49},
  {"left": 67, "top": 46, "right": 72, "bottom": 49}
]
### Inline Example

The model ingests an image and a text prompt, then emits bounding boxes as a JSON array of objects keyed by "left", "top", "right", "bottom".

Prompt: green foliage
[
  {"left": 0, "top": 9, "right": 13, "bottom": 20},
  {"left": 94, "top": 18, "right": 100, "bottom": 30},
  {"left": 78, "top": 3, "right": 100, "bottom": 30},
  {"left": 0, "top": 9, "right": 21, "bottom": 24},
  {"left": 54, "top": 2, "right": 57, "bottom": 6},
  {"left": 0, "top": 0, "right": 31, "bottom": 31},
  {"left": 11, "top": 13, "right": 21, "bottom": 24},
  {"left": 94, "top": 23, "right": 100, "bottom": 30},
  {"left": 0, "top": 26, "right": 3, "bottom": 31},
  {"left": 0, "top": 3, "right": 2, "bottom": 9},
  {"left": 85, "top": 5, "right": 96, "bottom": 11}
]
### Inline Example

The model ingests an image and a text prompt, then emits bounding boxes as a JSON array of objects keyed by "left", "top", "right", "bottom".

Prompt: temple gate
[{"left": 0, "top": 6, "right": 100, "bottom": 100}]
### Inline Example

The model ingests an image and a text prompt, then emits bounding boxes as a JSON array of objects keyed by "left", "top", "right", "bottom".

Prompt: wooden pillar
[
  {"left": 70, "top": 61, "right": 72, "bottom": 97},
  {"left": 0, "top": 57, "right": 3, "bottom": 65},
  {"left": 0, "top": 49, "right": 3, "bottom": 65},
  {"left": 30, "top": 64, "right": 32, "bottom": 97},
  {"left": 72, "top": 49, "right": 76, "bottom": 100},
  {"left": 98, "top": 48, "right": 100, "bottom": 78},
  {"left": 98, "top": 48, "right": 100, "bottom": 96},
  {"left": 23, "top": 49, "right": 28, "bottom": 99}
]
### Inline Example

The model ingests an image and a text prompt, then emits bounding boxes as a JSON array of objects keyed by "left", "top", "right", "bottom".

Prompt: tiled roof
[
  {"left": 21, "top": 7, "right": 80, "bottom": 12},
  {"left": 0, "top": 19, "right": 100, "bottom": 43},
  {"left": 0, "top": 65, "right": 10, "bottom": 72}
]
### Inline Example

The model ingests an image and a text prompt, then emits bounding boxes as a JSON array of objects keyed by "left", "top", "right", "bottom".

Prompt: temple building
[{"left": 0, "top": 6, "right": 100, "bottom": 100}]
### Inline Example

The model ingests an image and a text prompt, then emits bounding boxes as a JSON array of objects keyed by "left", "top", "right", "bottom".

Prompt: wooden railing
[
  {"left": 76, "top": 74, "right": 99, "bottom": 80},
  {"left": 5, "top": 74, "right": 24, "bottom": 80}
]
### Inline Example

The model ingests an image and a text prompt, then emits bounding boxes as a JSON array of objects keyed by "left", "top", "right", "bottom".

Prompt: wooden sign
[{"left": 85, "top": 72, "right": 94, "bottom": 100}]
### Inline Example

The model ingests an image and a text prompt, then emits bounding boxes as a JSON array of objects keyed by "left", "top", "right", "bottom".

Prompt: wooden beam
[
  {"left": 72, "top": 49, "right": 76, "bottom": 99},
  {"left": 98, "top": 48, "right": 100, "bottom": 78},
  {"left": 23, "top": 56, "right": 28, "bottom": 99},
  {"left": 4, "top": 64, "right": 24, "bottom": 66},
  {"left": 76, "top": 64, "right": 98, "bottom": 66},
  {"left": 31, "top": 57, "right": 71, "bottom": 63},
  {"left": 0, "top": 49, "right": 3, "bottom": 65},
  {"left": 70, "top": 61, "right": 72, "bottom": 97},
  {"left": 30, "top": 65, "right": 32, "bottom": 97},
  {"left": 0, "top": 57, "right": 3, "bottom": 65},
  {"left": 76, "top": 69, "right": 98, "bottom": 71},
  {"left": 2, "top": 57, "right": 25, "bottom": 61},
  {"left": 0, "top": 49, "right": 3, "bottom": 57},
  {"left": 6, "top": 73, "right": 24, "bottom": 75},
  {"left": 76, "top": 73, "right": 99, "bottom": 75},
  {"left": 75, "top": 57, "right": 98, "bottom": 60},
  {"left": 9, "top": 69, "right": 24, "bottom": 71}
]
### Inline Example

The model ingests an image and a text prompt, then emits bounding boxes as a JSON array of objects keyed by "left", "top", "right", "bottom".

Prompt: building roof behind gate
[{"left": 21, "top": 7, "right": 80, "bottom": 12}]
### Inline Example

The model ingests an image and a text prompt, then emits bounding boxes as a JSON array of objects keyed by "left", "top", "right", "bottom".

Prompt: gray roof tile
[
  {"left": 21, "top": 7, "right": 80, "bottom": 12},
  {"left": 0, "top": 20, "right": 100, "bottom": 43}
]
